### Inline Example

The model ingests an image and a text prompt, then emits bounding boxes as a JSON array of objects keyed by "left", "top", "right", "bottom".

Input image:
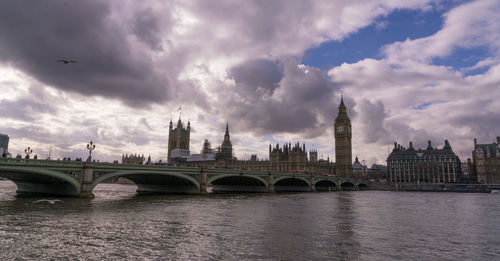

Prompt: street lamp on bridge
[
  {"left": 86, "top": 141, "right": 95, "bottom": 162},
  {"left": 24, "top": 147, "right": 33, "bottom": 159}
]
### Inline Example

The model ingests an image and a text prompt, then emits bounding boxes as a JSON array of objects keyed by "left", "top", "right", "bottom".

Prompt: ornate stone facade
[
  {"left": 167, "top": 118, "right": 190, "bottom": 163},
  {"left": 387, "top": 140, "right": 461, "bottom": 183},
  {"left": 469, "top": 137, "right": 500, "bottom": 184},
  {"left": 269, "top": 142, "right": 308, "bottom": 173},
  {"left": 218, "top": 123, "right": 233, "bottom": 160},
  {"left": 122, "top": 154, "right": 145, "bottom": 165},
  {"left": 180, "top": 123, "right": 335, "bottom": 175},
  {"left": 334, "top": 96, "right": 353, "bottom": 178}
]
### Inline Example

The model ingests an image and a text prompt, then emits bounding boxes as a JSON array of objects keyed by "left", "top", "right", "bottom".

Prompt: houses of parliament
[{"left": 167, "top": 96, "right": 354, "bottom": 177}]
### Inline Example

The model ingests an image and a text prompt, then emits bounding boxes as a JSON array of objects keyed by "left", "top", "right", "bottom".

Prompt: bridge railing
[
  {"left": 92, "top": 162, "right": 203, "bottom": 171},
  {"left": 0, "top": 158, "right": 363, "bottom": 182},
  {"left": 0, "top": 158, "right": 85, "bottom": 167}
]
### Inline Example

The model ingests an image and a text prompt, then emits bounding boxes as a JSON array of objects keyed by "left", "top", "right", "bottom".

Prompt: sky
[{"left": 0, "top": 0, "right": 499, "bottom": 166}]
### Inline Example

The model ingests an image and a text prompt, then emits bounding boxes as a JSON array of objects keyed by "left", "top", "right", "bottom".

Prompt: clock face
[{"left": 337, "top": 126, "right": 344, "bottom": 132}]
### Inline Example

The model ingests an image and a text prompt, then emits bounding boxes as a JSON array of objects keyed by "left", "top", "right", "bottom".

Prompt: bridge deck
[{"left": 0, "top": 159, "right": 367, "bottom": 197}]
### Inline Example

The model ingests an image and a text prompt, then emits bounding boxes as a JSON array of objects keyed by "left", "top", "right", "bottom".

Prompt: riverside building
[
  {"left": 334, "top": 95, "right": 353, "bottom": 178},
  {"left": 469, "top": 137, "right": 500, "bottom": 184},
  {"left": 170, "top": 96, "right": 352, "bottom": 176},
  {"left": 387, "top": 140, "right": 461, "bottom": 183},
  {"left": 0, "top": 133, "right": 10, "bottom": 157},
  {"left": 167, "top": 118, "right": 191, "bottom": 163}
]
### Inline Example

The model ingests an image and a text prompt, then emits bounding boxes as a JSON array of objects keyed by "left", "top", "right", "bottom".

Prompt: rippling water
[{"left": 1, "top": 180, "right": 499, "bottom": 260}]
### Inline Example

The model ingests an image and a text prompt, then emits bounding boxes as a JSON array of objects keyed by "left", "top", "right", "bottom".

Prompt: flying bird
[
  {"left": 32, "top": 199, "right": 64, "bottom": 204},
  {"left": 56, "top": 60, "right": 77, "bottom": 64}
]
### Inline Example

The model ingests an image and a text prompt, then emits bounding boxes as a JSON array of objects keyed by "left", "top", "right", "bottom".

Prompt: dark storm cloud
[
  {"left": 230, "top": 59, "right": 283, "bottom": 92},
  {"left": 0, "top": 1, "right": 170, "bottom": 106},
  {"left": 132, "top": 9, "right": 165, "bottom": 51},
  {"left": 358, "top": 99, "right": 389, "bottom": 144},
  {"left": 222, "top": 59, "right": 342, "bottom": 137},
  {"left": 358, "top": 99, "right": 438, "bottom": 146}
]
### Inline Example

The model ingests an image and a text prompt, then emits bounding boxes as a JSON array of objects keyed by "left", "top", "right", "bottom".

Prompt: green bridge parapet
[{"left": 0, "top": 159, "right": 367, "bottom": 197}]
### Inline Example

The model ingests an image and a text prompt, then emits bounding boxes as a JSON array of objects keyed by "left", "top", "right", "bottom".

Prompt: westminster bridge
[{"left": 0, "top": 158, "right": 368, "bottom": 197}]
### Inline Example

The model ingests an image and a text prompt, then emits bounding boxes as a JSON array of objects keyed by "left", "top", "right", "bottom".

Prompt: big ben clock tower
[{"left": 334, "top": 95, "right": 353, "bottom": 178}]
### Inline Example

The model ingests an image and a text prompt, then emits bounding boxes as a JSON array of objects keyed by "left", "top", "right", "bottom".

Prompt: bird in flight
[
  {"left": 56, "top": 60, "right": 77, "bottom": 64},
  {"left": 32, "top": 199, "right": 64, "bottom": 204}
]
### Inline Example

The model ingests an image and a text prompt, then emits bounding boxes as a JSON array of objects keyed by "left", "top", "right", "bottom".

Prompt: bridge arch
[
  {"left": 208, "top": 174, "right": 268, "bottom": 193},
  {"left": 0, "top": 166, "right": 81, "bottom": 196},
  {"left": 340, "top": 181, "right": 356, "bottom": 191},
  {"left": 273, "top": 176, "right": 311, "bottom": 192},
  {"left": 357, "top": 183, "right": 368, "bottom": 190},
  {"left": 314, "top": 179, "right": 338, "bottom": 191},
  {"left": 91, "top": 170, "right": 200, "bottom": 194}
]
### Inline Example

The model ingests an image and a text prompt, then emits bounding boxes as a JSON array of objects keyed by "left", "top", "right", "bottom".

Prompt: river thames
[{"left": 0, "top": 180, "right": 499, "bottom": 260}]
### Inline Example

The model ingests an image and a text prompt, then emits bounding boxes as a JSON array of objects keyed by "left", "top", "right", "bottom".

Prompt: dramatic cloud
[
  {"left": 1, "top": 0, "right": 499, "bottom": 166},
  {"left": 0, "top": 1, "right": 171, "bottom": 106},
  {"left": 222, "top": 58, "right": 340, "bottom": 138},
  {"left": 329, "top": 59, "right": 500, "bottom": 162}
]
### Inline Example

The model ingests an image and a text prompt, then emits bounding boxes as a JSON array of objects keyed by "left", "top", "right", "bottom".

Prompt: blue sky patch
[
  {"left": 433, "top": 46, "right": 492, "bottom": 75},
  {"left": 301, "top": 4, "right": 459, "bottom": 70},
  {"left": 412, "top": 100, "right": 446, "bottom": 110}
]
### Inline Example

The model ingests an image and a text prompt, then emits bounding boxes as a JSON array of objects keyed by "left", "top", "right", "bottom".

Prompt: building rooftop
[{"left": 187, "top": 153, "right": 216, "bottom": 162}]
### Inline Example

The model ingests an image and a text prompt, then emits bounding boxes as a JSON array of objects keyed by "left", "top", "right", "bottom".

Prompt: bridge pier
[
  {"left": 268, "top": 172, "right": 274, "bottom": 193},
  {"left": 310, "top": 175, "right": 316, "bottom": 192},
  {"left": 200, "top": 168, "right": 207, "bottom": 194},
  {"left": 79, "top": 162, "right": 95, "bottom": 197}
]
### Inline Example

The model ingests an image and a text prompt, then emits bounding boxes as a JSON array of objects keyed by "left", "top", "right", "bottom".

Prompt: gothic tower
[
  {"left": 220, "top": 123, "right": 233, "bottom": 159},
  {"left": 334, "top": 95, "right": 353, "bottom": 178},
  {"left": 167, "top": 118, "right": 190, "bottom": 163},
  {"left": 309, "top": 149, "right": 318, "bottom": 163}
]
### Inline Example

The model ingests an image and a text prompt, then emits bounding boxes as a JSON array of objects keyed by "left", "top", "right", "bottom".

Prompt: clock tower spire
[{"left": 334, "top": 94, "right": 353, "bottom": 178}]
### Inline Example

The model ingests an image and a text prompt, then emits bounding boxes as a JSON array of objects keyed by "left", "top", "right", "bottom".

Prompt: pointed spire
[
  {"left": 443, "top": 140, "right": 452, "bottom": 150},
  {"left": 225, "top": 122, "right": 229, "bottom": 136},
  {"left": 337, "top": 94, "right": 347, "bottom": 116},
  {"left": 427, "top": 140, "right": 433, "bottom": 150}
]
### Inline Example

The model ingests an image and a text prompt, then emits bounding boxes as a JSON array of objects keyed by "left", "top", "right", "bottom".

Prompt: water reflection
[
  {"left": 333, "top": 192, "right": 360, "bottom": 260},
  {"left": 1, "top": 182, "right": 500, "bottom": 260}
]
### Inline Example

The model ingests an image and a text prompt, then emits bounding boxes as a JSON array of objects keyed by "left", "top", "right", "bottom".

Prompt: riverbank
[{"left": 368, "top": 182, "right": 500, "bottom": 193}]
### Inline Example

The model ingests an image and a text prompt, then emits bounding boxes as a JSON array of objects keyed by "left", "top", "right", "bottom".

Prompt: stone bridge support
[
  {"left": 200, "top": 168, "right": 208, "bottom": 194},
  {"left": 268, "top": 172, "right": 274, "bottom": 193},
  {"left": 80, "top": 162, "right": 94, "bottom": 197},
  {"left": 310, "top": 175, "right": 316, "bottom": 192}
]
